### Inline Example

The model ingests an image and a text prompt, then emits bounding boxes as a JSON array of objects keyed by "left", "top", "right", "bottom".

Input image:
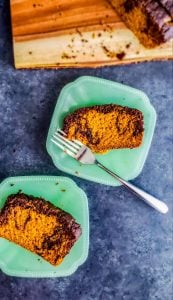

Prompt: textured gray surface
[{"left": 0, "top": 1, "right": 173, "bottom": 300}]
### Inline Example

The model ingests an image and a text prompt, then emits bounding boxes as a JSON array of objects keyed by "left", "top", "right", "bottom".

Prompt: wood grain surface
[{"left": 11, "top": 0, "right": 173, "bottom": 69}]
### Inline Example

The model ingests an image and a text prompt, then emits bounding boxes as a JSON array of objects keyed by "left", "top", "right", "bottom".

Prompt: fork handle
[{"left": 96, "top": 161, "right": 168, "bottom": 214}]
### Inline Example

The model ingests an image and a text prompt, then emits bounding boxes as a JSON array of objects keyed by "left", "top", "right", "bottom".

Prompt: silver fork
[{"left": 51, "top": 129, "right": 168, "bottom": 214}]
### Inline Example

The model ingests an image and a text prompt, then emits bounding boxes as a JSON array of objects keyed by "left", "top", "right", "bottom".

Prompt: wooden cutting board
[{"left": 11, "top": 0, "right": 173, "bottom": 69}]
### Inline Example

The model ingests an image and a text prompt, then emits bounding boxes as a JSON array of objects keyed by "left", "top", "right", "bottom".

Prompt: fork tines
[{"left": 51, "top": 129, "right": 82, "bottom": 157}]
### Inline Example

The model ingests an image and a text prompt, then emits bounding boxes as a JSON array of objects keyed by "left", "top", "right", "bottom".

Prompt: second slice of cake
[
  {"left": 0, "top": 193, "right": 81, "bottom": 266},
  {"left": 63, "top": 104, "right": 144, "bottom": 153}
]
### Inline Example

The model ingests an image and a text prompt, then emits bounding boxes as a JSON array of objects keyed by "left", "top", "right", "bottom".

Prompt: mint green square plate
[
  {"left": 0, "top": 176, "right": 89, "bottom": 277},
  {"left": 46, "top": 76, "right": 156, "bottom": 186}
]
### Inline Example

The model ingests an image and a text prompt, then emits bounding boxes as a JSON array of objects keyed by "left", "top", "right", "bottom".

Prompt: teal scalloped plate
[
  {"left": 46, "top": 76, "right": 156, "bottom": 186},
  {"left": 0, "top": 176, "right": 89, "bottom": 277}
]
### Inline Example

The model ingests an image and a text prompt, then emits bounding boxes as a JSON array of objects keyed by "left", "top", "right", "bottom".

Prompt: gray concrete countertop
[{"left": 0, "top": 1, "right": 172, "bottom": 299}]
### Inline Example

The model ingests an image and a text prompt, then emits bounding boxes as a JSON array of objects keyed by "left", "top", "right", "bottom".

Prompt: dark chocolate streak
[
  {"left": 124, "top": 0, "right": 139, "bottom": 13},
  {"left": 1, "top": 193, "right": 71, "bottom": 219},
  {"left": 23, "top": 214, "right": 31, "bottom": 230}
]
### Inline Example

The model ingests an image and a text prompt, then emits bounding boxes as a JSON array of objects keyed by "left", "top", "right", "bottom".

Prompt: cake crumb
[
  {"left": 61, "top": 52, "right": 76, "bottom": 59},
  {"left": 105, "top": 24, "right": 113, "bottom": 32},
  {"left": 81, "top": 39, "right": 88, "bottom": 43},
  {"left": 102, "top": 45, "right": 116, "bottom": 58},
  {"left": 76, "top": 28, "right": 82, "bottom": 36},
  {"left": 116, "top": 51, "right": 126, "bottom": 60},
  {"left": 92, "top": 33, "right": 95, "bottom": 38},
  {"left": 126, "top": 43, "right": 131, "bottom": 49},
  {"left": 33, "top": 3, "right": 43, "bottom": 8}
]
